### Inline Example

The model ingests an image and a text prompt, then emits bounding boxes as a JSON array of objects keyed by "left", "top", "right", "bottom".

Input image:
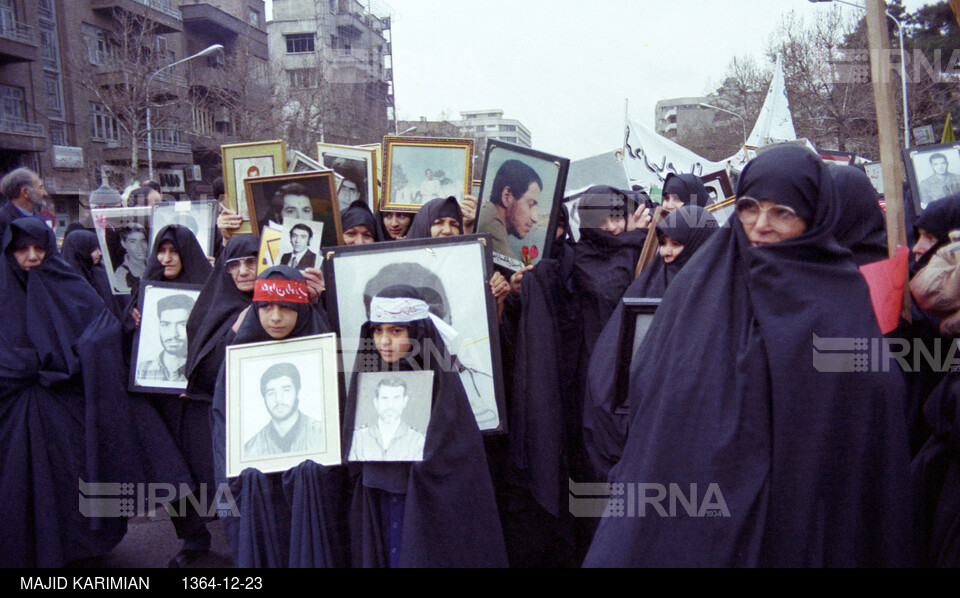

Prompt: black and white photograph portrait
[
  {"left": 150, "top": 200, "right": 217, "bottom": 260},
  {"left": 905, "top": 143, "right": 960, "bottom": 211},
  {"left": 244, "top": 171, "right": 341, "bottom": 248},
  {"left": 328, "top": 235, "right": 505, "bottom": 432},
  {"left": 348, "top": 371, "right": 434, "bottom": 462},
  {"left": 226, "top": 334, "right": 341, "bottom": 476},
  {"left": 382, "top": 137, "right": 474, "bottom": 212},
  {"left": 278, "top": 217, "right": 323, "bottom": 271},
  {"left": 130, "top": 282, "right": 202, "bottom": 393},
  {"left": 476, "top": 141, "right": 569, "bottom": 272},
  {"left": 92, "top": 206, "right": 152, "bottom": 295},
  {"left": 318, "top": 143, "right": 378, "bottom": 214}
]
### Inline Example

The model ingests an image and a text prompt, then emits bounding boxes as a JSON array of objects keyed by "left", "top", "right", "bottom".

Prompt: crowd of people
[{"left": 1, "top": 141, "right": 958, "bottom": 568}]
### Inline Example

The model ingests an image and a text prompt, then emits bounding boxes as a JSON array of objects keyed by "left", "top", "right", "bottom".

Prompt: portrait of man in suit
[{"left": 279, "top": 223, "right": 317, "bottom": 271}]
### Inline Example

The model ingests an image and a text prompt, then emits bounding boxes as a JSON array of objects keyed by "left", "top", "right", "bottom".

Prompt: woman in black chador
[{"left": 583, "top": 145, "right": 912, "bottom": 567}]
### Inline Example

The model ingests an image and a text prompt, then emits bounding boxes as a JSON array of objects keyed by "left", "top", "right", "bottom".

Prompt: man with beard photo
[
  {"left": 244, "top": 362, "right": 325, "bottom": 458},
  {"left": 137, "top": 293, "right": 195, "bottom": 383}
]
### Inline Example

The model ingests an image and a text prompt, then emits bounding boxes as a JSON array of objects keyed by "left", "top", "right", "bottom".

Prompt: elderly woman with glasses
[{"left": 583, "top": 145, "right": 912, "bottom": 568}]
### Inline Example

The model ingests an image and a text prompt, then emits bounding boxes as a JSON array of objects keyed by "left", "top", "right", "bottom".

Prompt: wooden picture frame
[
  {"left": 614, "top": 298, "right": 662, "bottom": 415},
  {"left": 226, "top": 333, "right": 342, "bottom": 476},
  {"left": 323, "top": 234, "right": 507, "bottom": 434},
  {"left": 903, "top": 142, "right": 960, "bottom": 212},
  {"left": 381, "top": 136, "right": 474, "bottom": 212},
  {"left": 129, "top": 281, "right": 203, "bottom": 394},
  {"left": 475, "top": 139, "right": 570, "bottom": 272},
  {"left": 244, "top": 171, "right": 342, "bottom": 248},
  {"left": 700, "top": 170, "right": 734, "bottom": 206},
  {"left": 317, "top": 143, "right": 379, "bottom": 214},
  {"left": 221, "top": 140, "right": 286, "bottom": 234}
]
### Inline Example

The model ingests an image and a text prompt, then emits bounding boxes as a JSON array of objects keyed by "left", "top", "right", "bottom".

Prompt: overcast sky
[{"left": 268, "top": 0, "right": 933, "bottom": 161}]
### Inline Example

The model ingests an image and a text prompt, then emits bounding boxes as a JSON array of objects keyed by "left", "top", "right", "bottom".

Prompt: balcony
[
  {"left": 181, "top": 3, "right": 267, "bottom": 59},
  {"left": 0, "top": 19, "right": 37, "bottom": 64},
  {"left": 0, "top": 119, "right": 45, "bottom": 153},
  {"left": 101, "top": 136, "right": 193, "bottom": 164},
  {"left": 0, "top": 119, "right": 43, "bottom": 136},
  {"left": 91, "top": 0, "right": 183, "bottom": 34}
]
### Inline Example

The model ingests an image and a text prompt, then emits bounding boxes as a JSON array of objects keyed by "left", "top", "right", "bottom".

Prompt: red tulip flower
[{"left": 530, "top": 246, "right": 539, "bottom": 260}]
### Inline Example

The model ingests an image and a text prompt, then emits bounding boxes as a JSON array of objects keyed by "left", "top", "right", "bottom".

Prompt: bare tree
[{"left": 74, "top": 5, "right": 184, "bottom": 180}]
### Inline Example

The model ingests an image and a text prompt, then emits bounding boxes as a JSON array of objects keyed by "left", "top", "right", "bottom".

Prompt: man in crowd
[{"left": 0, "top": 167, "right": 48, "bottom": 237}]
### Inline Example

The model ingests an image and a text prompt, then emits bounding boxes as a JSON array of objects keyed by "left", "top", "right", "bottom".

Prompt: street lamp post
[
  {"left": 699, "top": 103, "right": 748, "bottom": 144},
  {"left": 146, "top": 44, "right": 224, "bottom": 182},
  {"left": 808, "top": 0, "right": 910, "bottom": 148}
]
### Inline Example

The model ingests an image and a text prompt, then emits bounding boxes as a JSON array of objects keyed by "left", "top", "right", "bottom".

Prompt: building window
[
  {"left": 82, "top": 24, "right": 113, "bottom": 66},
  {"left": 499, "top": 124, "right": 516, "bottom": 132},
  {"left": 248, "top": 9, "right": 260, "bottom": 27},
  {"left": 91, "top": 103, "right": 120, "bottom": 141},
  {"left": 50, "top": 122, "right": 67, "bottom": 146},
  {"left": 38, "top": 0, "right": 53, "bottom": 18},
  {"left": 44, "top": 73, "right": 62, "bottom": 116},
  {"left": 193, "top": 106, "right": 214, "bottom": 135},
  {"left": 39, "top": 22, "right": 59, "bottom": 71},
  {"left": 0, "top": 85, "right": 26, "bottom": 123},
  {"left": 285, "top": 33, "right": 315, "bottom": 54},
  {"left": 288, "top": 69, "right": 317, "bottom": 89}
]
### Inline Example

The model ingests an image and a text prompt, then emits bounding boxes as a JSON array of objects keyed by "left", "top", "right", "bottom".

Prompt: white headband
[{"left": 369, "top": 296, "right": 460, "bottom": 350}]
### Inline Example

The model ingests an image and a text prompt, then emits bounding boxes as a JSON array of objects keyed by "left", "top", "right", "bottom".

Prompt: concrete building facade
[{"left": 453, "top": 109, "right": 531, "bottom": 149}]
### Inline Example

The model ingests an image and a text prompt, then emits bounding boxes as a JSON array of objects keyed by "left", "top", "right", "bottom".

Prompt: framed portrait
[
  {"left": 226, "top": 333, "right": 342, "bottom": 477},
  {"left": 256, "top": 226, "right": 283, "bottom": 276},
  {"left": 276, "top": 217, "right": 323, "bottom": 272},
  {"left": 614, "top": 298, "right": 662, "bottom": 415},
  {"left": 221, "top": 140, "right": 286, "bottom": 234},
  {"left": 325, "top": 234, "right": 506, "bottom": 434},
  {"left": 91, "top": 206, "right": 152, "bottom": 295},
  {"left": 150, "top": 200, "right": 218, "bottom": 259},
  {"left": 904, "top": 142, "right": 960, "bottom": 212},
  {"left": 475, "top": 139, "right": 570, "bottom": 272},
  {"left": 129, "top": 281, "right": 203, "bottom": 394},
  {"left": 317, "top": 143, "right": 378, "bottom": 214},
  {"left": 244, "top": 171, "right": 342, "bottom": 248},
  {"left": 381, "top": 136, "right": 474, "bottom": 212},
  {"left": 347, "top": 371, "right": 434, "bottom": 463},
  {"left": 700, "top": 170, "right": 734, "bottom": 206},
  {"left": 863, "top": 162, "right": 885, "bottom": 195},
  {"left": 289, "top": 150, "right": 326, "bottom": 174},
  {"left": 359, "top": 143, "right": 383, "bottom": 190}
]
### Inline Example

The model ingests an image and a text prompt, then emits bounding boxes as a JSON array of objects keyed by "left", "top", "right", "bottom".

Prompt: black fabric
[
  {"left": 340, "top": 199, "right": 381, "bottom": 241},
  {"left": 405, "top": 196, "right": 463, "bottom": 240},
  {"left": 912, "top": 193, "right": 960, "bottom": 274},
  {"left": 61, "top": 229, "right": 125, "bottom": 320},
  {"left": 572, "top": 186, "right": 646, "bottom": 357},
  {"left": 912, "top": 370, "right": 960, "bottom": 567},
  {"left": 0, "top": 200, "right": 33, "bottom": 240},
  {"left": 185, "top": 234, "right": 259, "bottom": 399},
  {"left": 0, "top": 218, "right": 145, "bottom": 567},
  {"left": 345, "top": 285, "right": 507, "bottom": 568},
  {"left": 212, "top": 266, "right": 346, "bottom": 568},
  {"left": 583, "top": 206, "right": 719, "bottom": 480},
  {"left": 828, "top": 164, "right": 889, "bottom": 266},
  {"left": 662, "top": 173, "right": 711, "bottom": 208},
  {"left": 583, "top": 145, "right": 912, "bottom": 567}
]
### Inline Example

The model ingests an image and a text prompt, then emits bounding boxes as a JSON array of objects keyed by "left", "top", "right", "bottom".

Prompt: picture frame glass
[
  {"left": 348, "top": 371, "right": 434, "bottom": 463},
  {"left": 477, "top": 144, "right": 567, "bottom": 272},
  {"left": 244, "top": 172, "right": 341, "bottom": 247},
  {"left": 131, "top": 282, "right": 202, "bottom": 393},
  {"left": 91, "top": 206, "right": 152, "bottom": 295},
  {"left": 908, "top": 144, "right": 960, "bottom": 210},
  {"left": 331, "top": 238, "right": 503, "bottom": 432},
  {"left": 226, "top": 334, "right": 342, "bottom": 476},
  {"left": 150, "top": 200, "right": 218, "bottom": 260}
]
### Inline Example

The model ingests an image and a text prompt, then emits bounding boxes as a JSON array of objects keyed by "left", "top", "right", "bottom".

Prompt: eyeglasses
[
  {"left": 735, "top": 197, "right": 802, "bottom": 231},
  {"left": 225, "top": 257, "right": 257, "bottom": 274}
]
